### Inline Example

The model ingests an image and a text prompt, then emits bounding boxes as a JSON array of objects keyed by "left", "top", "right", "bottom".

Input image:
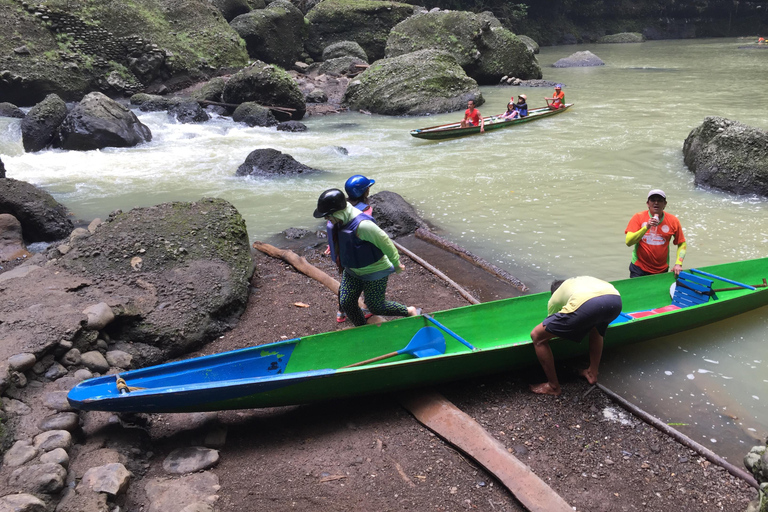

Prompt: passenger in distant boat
[
  {"left": 460, "top": 99, "right": 485, "bottom": 132},
  {"left": 529, "top": 276, "right": 622, "bottom": 396},
  {"left": 514, "top": 94, "right": 528, "bottom": 117},
  {"left": 545, "top": 84, "right": 564, "bottom": 110},
  {"left": 499, "top": 102, "right": 519, "bottom": 120},
  {"left": 625, "top": 189, "right": 687, "bottom": 278},
  {"left": 315, "top": 189, "right": 421, "bottom": 327}
]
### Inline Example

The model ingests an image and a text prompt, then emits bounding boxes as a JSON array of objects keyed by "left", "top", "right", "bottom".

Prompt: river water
[{"left": 1, "top": 38, "right": 767, "bottom": 462}]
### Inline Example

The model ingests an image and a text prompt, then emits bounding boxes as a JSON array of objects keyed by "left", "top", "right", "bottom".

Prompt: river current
[{"left": 1, "top": 37, "right": 766, "bottom": 462}]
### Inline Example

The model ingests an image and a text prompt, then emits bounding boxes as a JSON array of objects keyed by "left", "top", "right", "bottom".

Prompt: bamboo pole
[
  {"left": 197, "top": 99, "right": 296, "bottom": 113},
  {"left": 415, "top": 228, "right": 529, "bottom": 292},
  {"left": 596, "top": 383, "right": 759, "bottom": 489}
]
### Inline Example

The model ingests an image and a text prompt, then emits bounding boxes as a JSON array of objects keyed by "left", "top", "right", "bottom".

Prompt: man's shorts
[{"left": 542, "top": 294, "right": 623, "bottom": 342}]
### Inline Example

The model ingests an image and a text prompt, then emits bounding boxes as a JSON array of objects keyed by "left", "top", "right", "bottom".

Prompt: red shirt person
[
  {"left": 625, "top": 189, "right": 687, "bottom": 278},
  {"left": 460, "top": 100, "right": 484, "bottom": 132},
  {"left": 546, "top": 84, "right": 565, "bottom": 109}
]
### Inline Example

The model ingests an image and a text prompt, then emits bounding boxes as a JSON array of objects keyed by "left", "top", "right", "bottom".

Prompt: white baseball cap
[{"left": 647, "top": 189, "right": 666, "bottom": 199}]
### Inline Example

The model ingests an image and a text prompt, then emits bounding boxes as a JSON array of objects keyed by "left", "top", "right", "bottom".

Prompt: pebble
[
  {"left": 162, "top": 447, "right": 220, "bottom": 474},
  {"left": 79, "top": 462, "right": 131, "bottom": 496},
  {"left": 34, "top": 430, "right": 72, "bottom": 452},
  {"left": 8, "top": 463, "right": 67, "bottom": 495},
  {"left": 42, "top": 391, "right": 74, "bottom": 412},
  {"left": 39, "top": 412, "right": 80, "bottom": 432},
  {"left": 3, "top": 440, "right": 38, "bottom": 467},
  {"left": 40, "top": 447, "right": 70, "bottom": 467},
  {"left": 8, "top": 352, "right": 37, "bottom": 372},
  {"left": 44, "top": 362, "right": 68, "bottom": 380},
  {"left": 0, "top": 493, "right": 46, "bottom": 511},
  {"left": 80, "top": 351, "right": 109, "bottom": 373}
]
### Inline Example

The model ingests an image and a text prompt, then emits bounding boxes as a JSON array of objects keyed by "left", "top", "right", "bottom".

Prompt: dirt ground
[{"left": 123, "top": 246, "right": 757, "bottom": 512}]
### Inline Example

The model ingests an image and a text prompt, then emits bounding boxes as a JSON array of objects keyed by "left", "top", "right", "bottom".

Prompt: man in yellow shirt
[{"left": 529, "top": 276, "right": 622, "bottom": 396}]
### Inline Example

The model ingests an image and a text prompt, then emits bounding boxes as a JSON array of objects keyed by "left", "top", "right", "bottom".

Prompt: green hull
[
  {"left": 68, "top": 257, "right": 768, "bottom": 413},
  {"left": 410, "top": 104, "right": 573, "bottom": 140}
]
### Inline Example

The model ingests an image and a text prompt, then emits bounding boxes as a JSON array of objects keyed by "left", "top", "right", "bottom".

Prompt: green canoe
[
  {"left": 410, "top": 104, "right": 573, "bottom": 140},
  {"left": 68, "top": 257, "right": 768, "bottom": 413}
]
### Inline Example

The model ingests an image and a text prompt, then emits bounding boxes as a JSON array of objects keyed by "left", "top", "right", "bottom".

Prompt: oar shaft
[
  {"left": 341, "top": 351, "right": 399, "bottom": 369},
  {"left": 424, "top": 314, "right": 477, "bottom": 351},
  {"left": 690, "top": 269, "right": 757, "bottom": 290}
]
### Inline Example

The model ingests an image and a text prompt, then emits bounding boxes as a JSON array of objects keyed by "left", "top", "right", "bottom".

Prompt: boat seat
[{"left": 671, "top": 271, "right": 717, "bottom": 308}]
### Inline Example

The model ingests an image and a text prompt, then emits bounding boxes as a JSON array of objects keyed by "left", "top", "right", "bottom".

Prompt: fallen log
[
  {"left": 415, "top": 228, "right": 529, "bottom": 292},
  {"left": 197, "top": 99, "right": 296, "bottom": 113}
]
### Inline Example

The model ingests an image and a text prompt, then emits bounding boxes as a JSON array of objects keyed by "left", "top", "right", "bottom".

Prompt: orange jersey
[
  {"left": 625, "top": 211, "right": 686, "bottom": 274},
  {"left": 464, "top": 108, "right": 481, "bottom": 125}
]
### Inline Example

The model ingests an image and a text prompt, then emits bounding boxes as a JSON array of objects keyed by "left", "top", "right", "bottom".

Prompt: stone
[
  {"left": 0, "top": 102, "right": 26, "bottom": 118},
  {"left": 60, "top": 348, "right": 82, "bottom": 367},
  {"left": 0, "top": 178, "right": 74, "bottom": 243},
  {"left": 79, "top": 463, "right": 132, "bottom": 496},
  {"left": 4, "top": 398, "right": 32, "bottom": 415},
  {"left": 230, "top": 0, "right": 307, "bottom": 69},
  {"left": 80, "top": 351, "right": 110, "bottom": 373},
  {"left": 210, "top": 0, "right": 252, "bottom": 22},
  {"left": 33, "top": 429, "right": 72, "bottom": 452},
  {"left": 43, "top": 390, "right": 75, "bottom": 411},
  {"left": 231, "top": 102, "right": 278, "bottom": 127},
  {"left": 44, "top": 362, "right": 68, "bottom": 380},
  {"left": 87, "top": 218, "right": 102, "bottom": 233},
  {"left": 8, "top": 352, "right": 37, "bottom": 372},
  {"left": 39, "top": 412, "right": 80, "bottom": 432},
  {"left": 222, "top": 61, "right": 306, "bottom": 120},
  {"left": 368, "top": 190, "right": 428, "bottom": 237},
  {"left": 83, "top": 302, "right": 115, "bottom": 331},
  {"left": 0, "top": 214, "right": 31, "bottom": 262},
  {"left": 20, "top": 94, "right": 68, "bottom": 152},
  {"left": 552, "top": 50, "right": 605, "bottom": 68},
  {"left": 163, "top": 447, "right": 220, "bottom": 474},
  {"left": 3, "top": 440, "right": 38, "bottom": 467},
  {"left": 236, "top": 148, "right": 320, "bottom": 176},
  {"left": 518, "top": 35, "right": 539, "bottom": 54},
  {"left": 8, "top": 463, "right": 67, "bottom": 494},
  {"left": 276, "top": 121, "right": 307, "bottom": 132},
  {"left": 103, "top": 350, "right": 131, "bottom": 369},
  {"left": 167, "top": 101, "right": 210, "bottom": 124},
  {"left": 40, "top": 447, "right": 70, "bottom": 467},
  {"left": 0, "top": 493, "right": 46, "bottom": 512},
  {"left": 54, "top": 487, "right": 108, "bottom": 512},
  {"left": 305, "top": 88, "right": 328, "bottom": 103},
  {"left": 322, "top": 40, "right": 368, "bottom": 62},
  {"left": 144, "top": 471, "right": 220, "bottom": 512},
  {"left": 74, "top": 368, "right": 94, "bottom": 381}
]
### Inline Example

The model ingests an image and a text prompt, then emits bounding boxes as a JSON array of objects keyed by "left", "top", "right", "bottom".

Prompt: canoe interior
[
  {"left": 67, "top": 257, "right": 768, "bottom": 412},
  {"left": 409, "top": 104, "right": 573, "bottom": 140}
]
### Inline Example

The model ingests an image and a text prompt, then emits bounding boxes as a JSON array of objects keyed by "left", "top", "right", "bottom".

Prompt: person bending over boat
[
  {"left": 514, "top": 94, "right": 528, "bottom": 117},
  {"left": 529, "top": 277, "right": 622, "bottom": 396},
  {"left": 460, "top": 100, "right": 485, "bottom": 132},
  {"left": 545, "top": 84, "right": 564, "bottom": 110},
  {"left": 625, "top": 189, "right": 687, "bottom": 278},
  {"left": 314, "top": 188, "right": 421, "bottom": 327}
]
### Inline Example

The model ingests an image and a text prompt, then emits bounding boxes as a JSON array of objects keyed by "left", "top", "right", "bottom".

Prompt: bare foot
[
  {"left": 529, "top": 382, "right": 561, "bottom": 396},
  {"left": 579, "top": 368, "right": 598, "bottom": 385}
]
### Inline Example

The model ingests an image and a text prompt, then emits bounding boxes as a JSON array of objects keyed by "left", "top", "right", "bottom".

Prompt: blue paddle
[{"left": 341, "top": 327, "right": 446, "bottom": 368}]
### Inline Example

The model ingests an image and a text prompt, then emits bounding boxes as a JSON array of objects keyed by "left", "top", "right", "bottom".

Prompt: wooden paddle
[
  {"left": 714, "top": 278, "right": 767, "bottom": 292},
  {"left": 341, "top": 327, "right": 446, "bottom": 368}
]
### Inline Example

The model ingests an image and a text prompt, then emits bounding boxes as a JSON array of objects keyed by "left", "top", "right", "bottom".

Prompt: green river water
[{"left": 1, "top": 37, "right": 766, "bottom": 461}]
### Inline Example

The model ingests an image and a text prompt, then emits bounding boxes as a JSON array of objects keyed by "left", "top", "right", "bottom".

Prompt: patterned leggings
[{"left": 339, "top": 271, "right": 408, "bottom": 326}]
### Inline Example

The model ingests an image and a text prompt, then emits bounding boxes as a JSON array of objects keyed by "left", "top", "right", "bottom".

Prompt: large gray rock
[
  {"left": 57, "top": 198, "right": 254, "bottom": 357},
  {"left": 236, "top": 148, "right": 320, "bottom": 176},
  {"left": 317, "top": 56, "right": 367, "bottom": 76},
  {"left": 344, "top": 49, "right": 482, "bottom": 116},
  {"left": 130, "top": 93, "right": 181, "bottom": 112},
  {"left": 683, "top": 117, "right": 768, "bottom": 197},
  {"left": 0, "top": 102, "right": 25, "bottom": 118},
  {"left": 386, "top": 11, "right": 541, "bottom": 84},
  {"left": 57, "top": 92, "right": 152, "bottom": 151},
  {"left": 306, "top": 0, "right": 414, "bottom": 61},
  {"left": 167, "top": 101, "right": 210, "bottom": 124},
  {"left": 553, "top": 50, "right": 605, "bottom": 68},
  {"left": 322, "top": 40, "right": 368, "bottom": 62},
  {"left": 369, "top": 190, "right": 428, "bottom": 237},
  {"left": 211, "top": 0, "right": 252, "bottom": 21},
  {"left": 0, "top": 178, "right": 74, "bottom": 243},
  {"left": 8, "top": 463, "right": 67, "bottom": 494},
  {"left": 230, "top": 0, "right": 308, "bottom": 68},
  {"left": 518, "top": 35, "right": 539, "bottom": 54},
  {"left": 232, "top": 102, "right": 278, "bottom": 127},
  {"left": 189, "top": 77, "right": 228, "bottom": 103},
  {"left": 20, "top": 94, "right": 68, "bottom": 153},
  {"left": 163, "top": 447, "right": 220, "bottom": 474},
  {"left": 222, "top": 61, "right": 306, "bottom": 120}
]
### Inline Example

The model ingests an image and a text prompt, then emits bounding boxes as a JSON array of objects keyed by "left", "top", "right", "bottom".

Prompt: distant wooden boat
[
  {"left": 410, "top": 104, "right": 573, "bottom": 140},
  {"left": 67, "top": 257, "right": 768, "bottom": 413}
]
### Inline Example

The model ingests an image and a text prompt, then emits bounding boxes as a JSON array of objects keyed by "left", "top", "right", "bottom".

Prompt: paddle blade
[{"left": 404, "top": 327, "right": 446, "bottom": 359}]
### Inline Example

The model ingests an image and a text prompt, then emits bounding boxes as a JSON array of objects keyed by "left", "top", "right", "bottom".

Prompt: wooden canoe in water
[
  {"left": 410, "top": 104, "right": 573, "bottom": 140},
  {"left": 67, "top": 257, "right": 768, "bottom": 413}
]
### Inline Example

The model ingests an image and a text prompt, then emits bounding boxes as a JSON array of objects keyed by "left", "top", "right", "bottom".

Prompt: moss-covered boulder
[
  {"left": 344, "top": 49, "right": 482, "bottom": 116},
  {"left": 230, "top": 0, "right": 308, "bottom": 68},
  {"left": 683, "top": 117, "right": 768, "bottom": 198},
  {"left": 211, "top": 0, "right": 253, "bottom": 21},
  {"left": 305, "top": 0, "right": 415, "bottom": 61},
  {"left": 0, "top": 178, "right": 73, "bottom": 243},
  {"left": 57, "top": 198, "right": 254, "bottom": 357},
  {"left": 599, "top": 32, "right": 645, "bottom": 43},
  {"left": 322, "top": 40, "right": 368, "bottom": 61},
  {"left": 232, "top": 102, "right": 278, "bottom": 127},
  {"left": 386, "top": 11, "right": 541, "bottom": 84},
  {"left": 518, "top": 35, "right": 539, "bottom": 54},
  {"left": 20, "top": 94, "right": 68, "bottom": 153},
  {"left": 222, "top": 61, "right": 306, "bottom": 120},
  {"left": 189, "top": 77, "right": 229, "bottom": 102}
]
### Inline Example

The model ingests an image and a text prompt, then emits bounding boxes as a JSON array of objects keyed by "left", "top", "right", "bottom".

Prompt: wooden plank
[{"left": 399, "top": 390, "right": 573, "bottom": 512}]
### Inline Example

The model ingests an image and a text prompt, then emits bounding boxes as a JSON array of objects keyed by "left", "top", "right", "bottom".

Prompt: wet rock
[
  {"left": 20, "top": 94, "right": 68, "bottom": 152},
  {"left": 9, "top": 352, "right": 37, "bottom": 372},
  {"left": 105, "top": 350, "right": 132, "bottom": 369},
  {"left": 40, "top": 447, "right": 70, "bottom": 467},
  {"left": 323, "top": 40, "right": 368, "bottom": 62},
  {"left": 81, "top": 351, "right": 109, "bottom": 373},
  {"left": 0, "top": 493, "right": 46, "bottom": 512},
  {"left": 130, "top": 93, "right": 179, "bottom": 112},
  {"left": 306, "top": 88, "right": 328, "bottom": 103},
  {"left": 276, "top": 121, "right": 307, "bottom": 132},
  {"left": 211, "top": 0, "right": 252, "bottom": 21},
  {"left": 34, "top": 430, "right": 72, "bottom": 452},
  {"left": 39, "top": 412, "right": 80, "bottom": 432},
  {"left": 167, "top": 101, "right": 210, "bottom": 124},
  {"left": 144, "top": 471, "right": 220, "bottom": 512},
  {"left": 230, "top": 0, "right": 307, "bottom": 68},
  {"left": 189, "top": 78, "right": 228, "bottom": 103},
  {"left": 0, "top": 102, "right": 26, "bottom": 118},
  {"left": 43, "top": 390, "right": 75, "bottom": 412},
  {"left": 0, "top": 177, "right": 74, "bottom": 243},
  {"left": 0, "top": 213, "right": 31, "bottom": 261},
  {"left": 57, "top": 92, "right": 152, "bottom": 151},
  {"left": 369, "top": 190, "right": 428, "bottom": 237},
  {"left": 553, "top": 51, "right": 605, "bottom": 68},
  {"left": 236, "top": 148, "right": 320, "bottom": 176},
  {"left": 231, "top": 102, "right": 278, "bottom": 127},
  {"left": 8, "top": 463, "right": 67, "bottom": 494},
  {"left": 163, "top": 447, "right": 220, "bottom": 474},
  {"left": 317, "top": 56, "right": 367, "bottom": 76},
  {"left": 79, "top": 463, "right": 131, "bottom": 496},
  {"left": 3, "top": 440, "right": 38, "bottom": 467},
  {"left": 83, "top": 302, "right": 115, "bottom": 331},
  {"left": 222, "top": 60, "right": 306, "bottom": 120}
]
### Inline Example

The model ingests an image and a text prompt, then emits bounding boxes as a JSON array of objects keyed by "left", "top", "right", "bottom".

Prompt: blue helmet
[{"left": 344, "top": 175, "right": 375, "bottom": 200}]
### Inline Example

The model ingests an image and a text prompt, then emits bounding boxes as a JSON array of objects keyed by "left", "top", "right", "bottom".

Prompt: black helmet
[{"left": 313, "top": 188, "right": 347, "bottom": 218}]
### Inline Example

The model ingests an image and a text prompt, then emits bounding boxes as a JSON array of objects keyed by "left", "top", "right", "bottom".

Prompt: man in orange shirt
[
  {"left": 625, "top": 189, "right": 687, "bottom": 278},
  {"left": 545, "top": 84, "right": 564, "bottom": 109},
  {"left": 460, "top": 99, "right": 484, "bottom": 132}
]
